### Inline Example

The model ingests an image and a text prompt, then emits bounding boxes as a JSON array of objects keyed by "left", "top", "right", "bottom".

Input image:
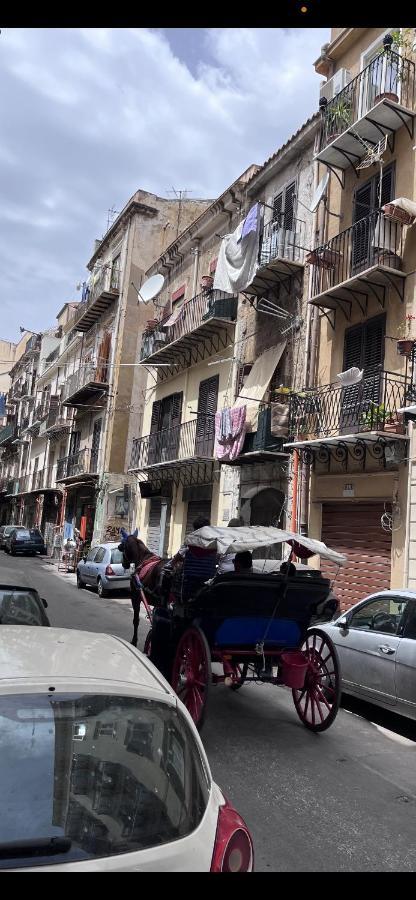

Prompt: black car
[
  {"left": 5, "top": 528, "right": 47, "bottom": 556},
  {"left": 0, "top": 585, "right": 50, "bottom": 626},
  {"left": 0, "top": 525, "right": 26, "bottom": 549}
]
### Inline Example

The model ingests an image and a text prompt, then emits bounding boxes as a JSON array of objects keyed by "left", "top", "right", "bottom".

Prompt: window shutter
[
  {"left": 283, "top": 182, "right": 297, "bottom": 231},
  {"left": 272, "top": 192, "right": 283, "bottom": 224},
  {"left": 364, "top": 315, "right": 385, "bottom": 373},
  {"left": 167, "top": 392, "right": 183, "bottom": 459},
  {"left": 195, "top": 375, "right": 219, "bottom": 457},
  {"left": 149, "top": 400, "right": 162, "bottom": 434},
  {"left": 148, "top": 399, "right": 162, "bottom": 466},
  {"left": 343, "top": 325, "right": 363, "bottom": 370}
]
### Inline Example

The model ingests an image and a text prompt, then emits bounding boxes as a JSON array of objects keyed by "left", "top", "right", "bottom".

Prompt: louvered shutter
[
  {"left": 272, "top": 192, "right": 283, "bottom": 225},
  {"left": 195, "top": 376, "right": 219, "bottom": 457},
  {"left": 352, "top": 181, "right": 373, "bottom": 270},
  {"left": 166, "top": 392, "right": 183, "bottom": 460},
  {"left": 283, "top": 182, "right": 296, "bottom": 231},
  {"left": 340, "top": 316, "right": 385, "bottom": 433},
  {"left": 185, "top": 499, "right": 212, "bottom": 535},
  {"left": 379, "top": 165, "right": 394, "bottom": 208},
  {"left": 148, "top": 400, "right": 162, "bottom": 465}
]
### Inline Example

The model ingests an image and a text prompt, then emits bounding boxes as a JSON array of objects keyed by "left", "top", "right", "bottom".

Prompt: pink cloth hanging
[{"left": 214, "top": 405, "right": 246, "bottom": 461}]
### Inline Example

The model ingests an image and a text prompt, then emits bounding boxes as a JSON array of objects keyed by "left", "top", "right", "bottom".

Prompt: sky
[{"left": 0, "top": 27, "right": 329, "bottom": 342}]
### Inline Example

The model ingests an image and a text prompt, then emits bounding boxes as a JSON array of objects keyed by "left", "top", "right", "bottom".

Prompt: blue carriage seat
[{"left": 181, "top": 546, "right": 218, "bottom": 600}]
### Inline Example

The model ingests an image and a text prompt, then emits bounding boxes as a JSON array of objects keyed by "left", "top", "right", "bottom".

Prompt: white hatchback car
[{"left": 0, "top": 627, "right": 253, "bottom": 872}]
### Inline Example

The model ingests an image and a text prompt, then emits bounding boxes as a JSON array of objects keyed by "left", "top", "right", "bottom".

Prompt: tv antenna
[
  {"left": 166, "top": 188, "right": 194, "bottom": 236},
  {"left": 106, "top": 206, "right": 120, "bottom": 232}
]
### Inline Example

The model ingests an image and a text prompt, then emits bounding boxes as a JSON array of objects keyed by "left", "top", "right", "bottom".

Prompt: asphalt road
[{"left": 1, "top": 552, "right": 416, "bottom": 872}]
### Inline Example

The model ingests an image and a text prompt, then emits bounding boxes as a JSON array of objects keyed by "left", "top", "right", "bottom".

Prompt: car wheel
[
  {"left": 10, "top": 548, "right": 16, "bottom": 556},
  {"left": 97, "top": 578, "right": 108, "bottom": 598},
  {"left": 77, "top": 573, "right": 85, "bottom": 590}
]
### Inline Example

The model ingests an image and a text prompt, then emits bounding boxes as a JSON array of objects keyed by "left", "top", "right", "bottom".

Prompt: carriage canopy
[{"left": 184, "top": 525, "right": 346, "bottom": 567}]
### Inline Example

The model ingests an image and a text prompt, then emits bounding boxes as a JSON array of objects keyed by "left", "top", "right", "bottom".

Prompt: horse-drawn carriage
[{"left": 123, "top": 525, "right": 346, "bottom": 733}]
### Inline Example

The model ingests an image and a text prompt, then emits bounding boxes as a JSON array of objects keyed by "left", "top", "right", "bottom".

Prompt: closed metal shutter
[
  {"left": 320, "top": 502, "right": 392, "bottom": 613},
  {"left": 185, "top": 499, "right": 212, "bottom": 536},
  {"left": 147, "top": 498, "right": 171, "bottom": 554}
]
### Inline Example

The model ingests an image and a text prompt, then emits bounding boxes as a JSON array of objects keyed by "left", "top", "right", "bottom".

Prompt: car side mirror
[
  {"left": 42, "top": 598, "right": 48, "bottom": 609},
  {"left": 337, "top": 616, "right": 348, "bottom": 631}
]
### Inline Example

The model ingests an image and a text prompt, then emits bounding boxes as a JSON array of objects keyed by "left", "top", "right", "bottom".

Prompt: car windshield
[
  {"left": 6, "top": 527, "right": 23, "bottom": 535},
  {"left": 14, "top": 530, "right": 31, "bottom": 540},
  {"left": 0, "top": 693, "right": 210, "bottom": 868},
  {"left": 110, "top": 549, "right": 124, "bottom": 564},
  {"left": 0, "top": 590, "right": 43, "bottom": 626}
]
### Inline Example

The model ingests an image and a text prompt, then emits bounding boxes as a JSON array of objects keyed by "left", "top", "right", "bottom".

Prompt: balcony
[
  {"left": 139, "top": 289, "right": 237, "bottom": 372},
  {"left": 56, "top": 448, "right": 99, "bottom": 482},
  {"left": 129, "top": 418, "right": 216, "bottom": 482},
  {"left": 222, "top": 404, "right": 290, "bottom": 466},
  {"left": 316, "top": 49, "right": 415, "bottom": 179},
  {"left": 62, "top": 362, "right": 109, "bottom": 408},
  {"left": 242, "top": 216, "right": 306, "bottom": 301},
  {"left": 71, "top": 267, "right": 120, "bottom": 333},
  {"left": 285, "top": 370, "right": 409, "bottom": 464},
  {"left": 6, "top": 478, "right": 19, "bottom": 496},
  {"left": 39, "top": 407, "right": 73, "bottom": 437},
  {"left": 0, "top": 423, "right": 17, "bottom": 446},
  {"left": 308, "top": 211, "right": 406, "bottom": 312}
]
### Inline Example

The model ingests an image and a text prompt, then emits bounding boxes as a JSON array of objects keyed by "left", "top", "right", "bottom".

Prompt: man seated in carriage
[
  {"left": 233, "top": 551, "right": 253, "bottom": 574},
  {"left": 169, "top": 515, "right": 219, "bottom": 600}
]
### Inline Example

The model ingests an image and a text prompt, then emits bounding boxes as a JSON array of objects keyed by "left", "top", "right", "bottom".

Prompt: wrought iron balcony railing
[
  {"left": 130, "top": 417, "right": 215, "bottom": 470},
  {"left": 0, "top": 423, "right": 16, "bottom": 445},
  {"left": 62, "top": 361, "right": 109, "bottom": 403},
  {"left": 288, "top": 369, "right": 408, "bottom": 440},
  {"left": 258, "top": 215, "right": 305, "bottom": 268},
  {"left": 56, "top": 447, "right": 97, "bottom": 480},
  {"left": 319, "top": 49, "right": 415, "bottom": 152},
  {"left": 70, "top": 266, "right": 120, "bottom": 332},
  {"left": 308, "top": 210, "right": 405, "bottom": 302},
  {"left": 140, "top": 290, "right": 237, "bottom": 362}
]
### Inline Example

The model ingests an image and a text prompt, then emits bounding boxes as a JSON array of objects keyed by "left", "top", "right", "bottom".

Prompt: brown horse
[{"left": 119, "top": 535, "right": 171, "bottom": 647}]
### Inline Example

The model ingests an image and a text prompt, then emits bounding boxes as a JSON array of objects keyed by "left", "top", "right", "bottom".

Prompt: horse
[{"left": 119, "top": 532, "right": 171, "bottom": 647}]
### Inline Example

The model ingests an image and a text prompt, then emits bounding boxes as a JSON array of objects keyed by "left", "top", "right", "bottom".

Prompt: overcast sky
[{"left": 0, "top": 27, "right": 328, "bottom": 342}]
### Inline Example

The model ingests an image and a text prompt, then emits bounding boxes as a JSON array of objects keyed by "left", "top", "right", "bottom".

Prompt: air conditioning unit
[{"left": 320, "top": 68, "right": 352, "bottom": 102}]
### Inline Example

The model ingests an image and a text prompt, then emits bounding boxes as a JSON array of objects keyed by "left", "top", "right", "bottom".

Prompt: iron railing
[
  {"left": 319, "top": 49, "right": 415, "bottom": 150},
  {"left": 20, "top": 415, "right": 30, "bottom": 431},
  {"left": 289, "top": 369, "right": 408, "bottom": 439},
  {"left": 140, "top": 290, "right": 237, "bottom": 361},
  {"left": 56, "top": 447, "right": 96, "bottom": 480},
  {"left": 71, "top": 266, "right": 119, "bottom": 329},
  {"left": 63, "top": 361, "right": 109, "bottom": 402},
  {"left": 130, "top": 417, "right": 216, "bottom": 470},
  {"left": 6, "top": 478, "right": 19, "bottom": 495},
  {"left": 0, "top": 423, "right": 16, "bottom": 445},
  {"left": 258, "top": 215, "right": 305, "bottom": 267},
  {"left": 308, "top": 210, "right": 405, "bottom": 299}
]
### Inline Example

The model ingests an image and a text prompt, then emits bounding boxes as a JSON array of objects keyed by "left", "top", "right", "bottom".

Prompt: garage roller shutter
[
  {"left": 185, "top": 499, "right": 212, "bottom": 536},
  {"left": 147, "top": 498, "right": 171, "bottom": 554},
  {"left": 320, "top": 502, "right": 392, "bottom": 613}
]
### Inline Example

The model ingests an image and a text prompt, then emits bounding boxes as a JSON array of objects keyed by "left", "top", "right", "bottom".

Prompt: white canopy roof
[{"left": 185, "top": 525, "right": 346, "bottom": 566}]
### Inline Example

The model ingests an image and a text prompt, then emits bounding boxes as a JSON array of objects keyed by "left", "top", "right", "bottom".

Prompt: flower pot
[
  {"left": 376, "top": 251, "right": 402, "bottom": 269},
  {"left": 374, "top": 92, "right": 399, "bottom": 104},
  {"left": 384, "top": 422, "right": 406, "bottom": 434},
  {"left": 306, "top": 248, "right": 341, "bottom": 269},
  {"left": 397, "top": 339, "right": 415, "bottom": 357},
  {"left": 383, "top": 203, "right": 415, "bottom": 226},
  {"left": 201, "top": 275, "right": 214, "bottom": 291}
]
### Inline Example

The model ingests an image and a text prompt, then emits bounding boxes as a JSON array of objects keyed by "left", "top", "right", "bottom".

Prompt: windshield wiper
[{"left": 0, "top": 837, "right": 72, "bottom": 859}]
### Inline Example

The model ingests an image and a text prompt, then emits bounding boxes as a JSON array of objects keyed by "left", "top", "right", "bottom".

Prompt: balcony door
[
  {"left": 195, "top": 375, "right": 219, "bottom": 458},
  {"left": 148, "top": 393, "right": 183, "bottom": 465},
  {"left": 359, "top": 33, "right": 399, "bottom": 117},
  {"left": 351, "top": 165, "right": 394, "bottom": 274},
  {"left": 90, "top": 419, "right": 102, "bottom": 473},
  {"left": 339, "top": 315, "right": 386, "bottom": 434}
]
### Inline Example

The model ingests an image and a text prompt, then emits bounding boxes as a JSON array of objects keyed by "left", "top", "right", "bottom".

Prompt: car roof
[
  {"left": 0, "top": 627, "right": 173, "bottom": 697},
  {"left": 91, "top": 542, "right": 121, "bottom": 549},
  {"left": 357, "top": 589, "right": 416, "bottom": 602}
]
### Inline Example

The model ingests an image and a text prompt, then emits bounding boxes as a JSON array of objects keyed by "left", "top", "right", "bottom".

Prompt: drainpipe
[
  {"left": 191, "top": 239, "right": 200, "bottom": 296},
  {"left": 299, "top": 129, "right": 322, "bottom": 537},
  {"left": 404, "top": 420, "right": 413, "bottom": 588}
]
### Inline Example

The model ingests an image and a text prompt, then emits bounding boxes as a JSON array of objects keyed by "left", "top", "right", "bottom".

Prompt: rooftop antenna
[
  {"left": 106, "top": 206, "right": 120, "bottom": 233},
  {"left": 166, "top": 188, "right": 194, "bottom": 237}
]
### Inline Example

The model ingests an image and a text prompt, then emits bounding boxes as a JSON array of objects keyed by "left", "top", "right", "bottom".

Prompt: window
[
  {"left": 87, "top": 547, "right": 99, "bottom": 561},
  {"left": 110, "top": 255, "right": 121, "bottom": 291},
  {"left": 94, "top": 547, "right": 106, "bottom": 564},
  {"left": 272, "top": 181, "right": 297, "bottom": 231},
  {"left": 349, "top": 595, "right": 408, "bottom": 635},
  {"left": 115, "top": 494, "right": 129, "bottom": 516},
  {"left": 110, "top": 548, "right": 124, "bottom": 564},
  {"left": 0, "top": 694, "right": 209, "bottom": 867},
  {"left": 400, "top": 601, "right": 416, "bottom": 639}
]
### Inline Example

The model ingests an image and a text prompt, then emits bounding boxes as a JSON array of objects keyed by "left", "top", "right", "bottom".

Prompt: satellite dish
[
  {"left": 310, "top": 173, "right": 329, "bottom": 212},
  {"left": 133, "top": 273, "right": 165, "bottom": 304}
]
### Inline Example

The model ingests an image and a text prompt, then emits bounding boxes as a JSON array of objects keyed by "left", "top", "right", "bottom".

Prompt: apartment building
[
  {"left": 129, "top": 121, "right": 318, "bottom": 555},
  {"left": 54, "top": 189, "right": 211, "bottom": 546},
  {"left": 285, "top": 28, "right": 416, "bottom": 607}
]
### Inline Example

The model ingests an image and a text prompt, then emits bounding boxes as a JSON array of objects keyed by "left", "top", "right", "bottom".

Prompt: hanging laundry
[
  {"left": 219, "top": 407, "right": 232, "bottom": 443},
  {"left": 213, "top": 211, "right": 261, "bottom": 295},
  {"left": 270, "top": 402, "right": 289, "bottom": 437},
  {"left": 0, "top": 393, "right": 6, "bottom": 417},
  {"left": 241, "top": 203, "right": 260, "bottom": 239},
  {"left": 214, "top": 405, "right": 246, "bottom": 461}
]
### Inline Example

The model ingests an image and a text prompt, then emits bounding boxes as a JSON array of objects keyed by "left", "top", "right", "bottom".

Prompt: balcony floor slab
[
  {"left": 315, "top": 99, "right": 415, "bottom": 172},
  {"left": 308, "top": 263, "right": 405, "bottom": 311}
]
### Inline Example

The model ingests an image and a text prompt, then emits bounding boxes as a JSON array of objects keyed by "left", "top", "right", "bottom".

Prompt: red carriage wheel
[
  {"left": 143, "top": 629, "right": 152, "bottom": 657},
  {"left": 171, "top": 626, "right": 212, "bottom": 730},
  {"left": 292, "top": 628, "right": 340, "bottom": 733},
  {"left": 230, "top": 662, "right": 249, "bottom": 691}
]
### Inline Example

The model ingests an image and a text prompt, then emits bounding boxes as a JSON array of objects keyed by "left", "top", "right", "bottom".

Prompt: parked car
[
  {"left": 318, "top": 590, "right": 416, "bottom": 721},
  {"left": 5, "top": 527, "right": 47, "bottom": 556},
  {"left": 0, "top": 627, "right": 254, "bottom": 872},
  {"left": 0, "top": 525, "right": 26, "bottom": 549},
  {"left": 0, "top": 584, "right": 50, "bottom": 626},
  {"left": 77, "top": 542, "right": 130, "bottom": 597}
]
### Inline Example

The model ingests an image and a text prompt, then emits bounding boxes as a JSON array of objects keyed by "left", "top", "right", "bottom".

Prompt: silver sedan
[{"left": 318, "top": 590, "right": 416, "bottom": 721}]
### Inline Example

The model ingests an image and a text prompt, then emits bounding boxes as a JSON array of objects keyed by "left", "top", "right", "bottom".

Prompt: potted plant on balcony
[
  {"left": 396, "top": 315, "right": 416, "bottom": 356},
  {"left": 374, "top": 31, "right": 415, "bottom": 105},
  {"left": 384, "top": 410, "right": 406, "bottom": 434},
  {"left": 325, "top": 96, "right": 353, "bottom": 143},
  {"left": 360, "top": 402, "right": 386, "bottom": 432},
  {"left": 201, "top": 275, "right": 214, "bottom": 291},
  {"left": 306, "top": 247, "right": 342, "bottom": 269}
]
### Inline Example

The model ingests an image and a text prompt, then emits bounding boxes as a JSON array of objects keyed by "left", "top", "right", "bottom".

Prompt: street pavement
[{"left": 1, "top": 551, "right": 416, "bottom": 871}]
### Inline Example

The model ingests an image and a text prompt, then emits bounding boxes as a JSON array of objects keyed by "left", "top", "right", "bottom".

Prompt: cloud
[{"left": 0, "top": 27, "right": 328, "bottom": 340}]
